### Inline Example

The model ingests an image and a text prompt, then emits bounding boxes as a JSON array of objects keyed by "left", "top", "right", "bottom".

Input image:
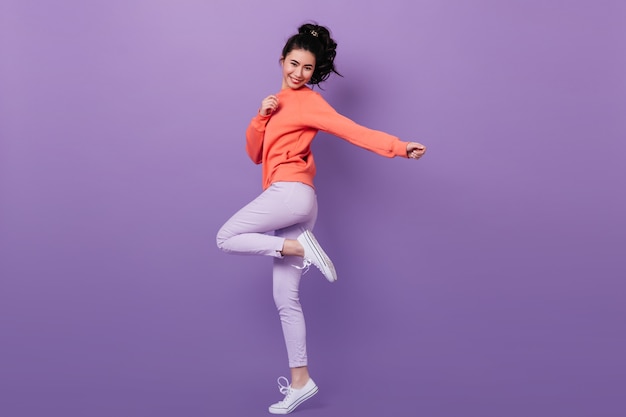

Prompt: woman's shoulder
[
  {"left": 280, "top": 87, "right": 331, "bottom": 115},
  {"left": 294, "top": 87, "right": 328, "bottom": 105}
]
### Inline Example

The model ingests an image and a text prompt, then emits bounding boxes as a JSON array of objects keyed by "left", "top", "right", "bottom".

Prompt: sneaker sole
[{"left": 301, "top": 230, "right": 337, "bottom": 282}]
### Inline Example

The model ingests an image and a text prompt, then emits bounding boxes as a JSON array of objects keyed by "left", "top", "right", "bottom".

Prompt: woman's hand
[
  {"left": 407, "top": 142, "right": 426, "bottom": 160},
  {"left": 259, "top": 95, "right": 279, "bottom": 116}
]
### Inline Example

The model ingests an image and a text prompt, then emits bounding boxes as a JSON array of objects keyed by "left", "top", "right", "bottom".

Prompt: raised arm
[{"left": 245, "top": 95, "right": 279, "bottom": 164}]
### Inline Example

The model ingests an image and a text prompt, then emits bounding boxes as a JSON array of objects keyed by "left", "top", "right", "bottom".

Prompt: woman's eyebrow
[{"left": 290, "top": 59, "right": 313, "bottom": 68}]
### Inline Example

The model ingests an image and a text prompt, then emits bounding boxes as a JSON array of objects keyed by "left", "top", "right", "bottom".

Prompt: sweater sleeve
[
  {"left": 301, "top": 92, "right": 409, "bottom": 158},
  {"left": 245, "top": 113, "right": 271, "bottom": 164}
]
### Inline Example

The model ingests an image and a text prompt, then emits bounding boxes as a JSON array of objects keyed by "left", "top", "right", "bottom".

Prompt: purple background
[{"left": 1, "top": 1, "right": 625, "bottom": 416}]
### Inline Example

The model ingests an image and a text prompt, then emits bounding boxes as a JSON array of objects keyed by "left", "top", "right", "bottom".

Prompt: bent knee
[{"left": 215, "top": 228, "right": 229, "bottom": 251}]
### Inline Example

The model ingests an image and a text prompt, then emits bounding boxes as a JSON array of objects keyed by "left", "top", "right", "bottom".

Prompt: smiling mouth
[{"left": 290, "top": 77, "right": 303, "bottom": 84}]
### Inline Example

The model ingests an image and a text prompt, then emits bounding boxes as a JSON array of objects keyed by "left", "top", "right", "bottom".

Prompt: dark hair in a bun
[{"left": 281, "top": 23, "right": 341, "bottom": 86}]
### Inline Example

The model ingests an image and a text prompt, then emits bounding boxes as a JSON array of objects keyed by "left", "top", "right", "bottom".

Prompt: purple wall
[{"left": 1, "top": 1, "right": 624, "bottom": 416}]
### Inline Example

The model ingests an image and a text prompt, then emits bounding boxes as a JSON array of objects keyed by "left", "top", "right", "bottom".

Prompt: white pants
[{"left": 216, "top": 182, "right": 318, "bottom": 367}]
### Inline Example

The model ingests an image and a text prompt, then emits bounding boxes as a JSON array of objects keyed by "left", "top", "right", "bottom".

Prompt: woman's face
[{"left": 281, "top": 49, "right": 316, "bottom": 89}]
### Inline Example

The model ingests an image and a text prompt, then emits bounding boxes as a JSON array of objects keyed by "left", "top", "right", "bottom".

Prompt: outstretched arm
[
  {"left": 407, "top": 142, "right": 426, "bottom": 160},
  {"left": 302, "top": 92, "right": 423, "bottom": 159}
]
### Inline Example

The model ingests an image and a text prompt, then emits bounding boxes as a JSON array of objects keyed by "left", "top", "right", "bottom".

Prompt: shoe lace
[
  {"left": 277, "top": 376, "right": 293, "bottom": 403},
  {"left": 291, "top": 258, "right": 311, "bottom": 275}
]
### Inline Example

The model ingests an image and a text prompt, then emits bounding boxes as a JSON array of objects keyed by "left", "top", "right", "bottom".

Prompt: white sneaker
[
  {"left": 296, "top": 230, "right": 337, "bottom": 283},
  {"left": 268, "top": 376, "right": 319, "bottom": 415}
]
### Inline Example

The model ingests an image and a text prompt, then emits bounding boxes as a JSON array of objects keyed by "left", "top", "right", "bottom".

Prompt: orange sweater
[{"left": 246, "top": 86, "right": 409, "bottom": 190}]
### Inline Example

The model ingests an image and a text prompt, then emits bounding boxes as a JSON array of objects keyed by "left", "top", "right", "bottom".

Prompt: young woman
[{"left": 216, "top": 23, "right": 426, "bottom": 414}]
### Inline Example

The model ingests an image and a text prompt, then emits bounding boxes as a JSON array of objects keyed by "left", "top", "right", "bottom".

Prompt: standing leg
[
  {"left": 217, "top": 182, "right": 323, "bottom": 414},
  {"left": 268, "top": 185, "right": 320, "bottom": 414},
  {"left": 272, "top": 250, "right": 310, "bottom": 387},
  {"left": 272, "top": 183, "right": 318, "bottom": 388}
]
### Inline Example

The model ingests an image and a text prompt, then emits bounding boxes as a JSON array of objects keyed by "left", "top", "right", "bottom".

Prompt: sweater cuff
[
  {"left": 393, "top": 140, "right": 410, "bottom": 158},
  {"left": 251, "top": 113, "right": 271, "bottom": 130}
]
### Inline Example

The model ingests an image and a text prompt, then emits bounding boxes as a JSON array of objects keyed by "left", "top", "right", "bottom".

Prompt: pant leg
[
  {"left": 216, "top": 182, "right": 316, "bottom": 257},
  {"left": 217, "top": 181, "right": 318, "bottom": 368},
  {"left": 272, "top": 185, "right": 318, "bottom": 368}
]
